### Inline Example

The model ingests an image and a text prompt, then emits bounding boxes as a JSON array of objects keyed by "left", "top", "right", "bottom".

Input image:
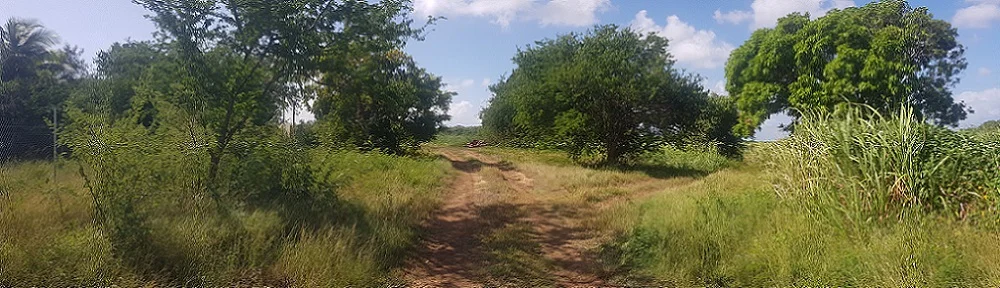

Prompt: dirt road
[{"left": 400, "top": 148, "right": 612, "bottom": 287}]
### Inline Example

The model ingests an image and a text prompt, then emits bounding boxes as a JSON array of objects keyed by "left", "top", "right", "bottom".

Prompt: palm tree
[
  {"left": 1, "top": 17, "right": 58, "bottom": 82},
  {"left": 1, "top": 18, "right": 62, "bottom": 160}
]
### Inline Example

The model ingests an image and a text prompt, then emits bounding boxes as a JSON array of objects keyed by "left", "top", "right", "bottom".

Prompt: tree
[
  {"left": 312, "top": 49, "right": 453, "bottom": 154},
  {"left": 90, "top": 41, "right": 163, "bottom": 118},
  {"left": 481, "top": 25, "right": 731, "bottom": 165},
  {"left": 1, "top": 18, "right": 84, "bottom": 160},
  {"left": 725, "top": 0, "right": 968, "bottom": 137},
  {"left": 131, "top": 0, "right": 431, "bottom": 180},
  {"left": 966, "top": 120, "right": 1000, "bottom": 134},
  {"left": 1, "top": 18, "right": 57, "bottom": 82}
]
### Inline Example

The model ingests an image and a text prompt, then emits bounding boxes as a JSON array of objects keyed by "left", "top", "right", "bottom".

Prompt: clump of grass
[
  {"left": 272, "top": 227, "right": 380, "bottom": 287},
  {"left": 1, "top": 162, "right": 130, "bottom": 286},
  {"left": 638, "top": 145, "right": 736, "bottom": 175},
  {"left": 480, "top": 221, "right": 553, "bottom": 286},
  {"left": 769, "top": 106, "right": 1000, "bottom": 224}
]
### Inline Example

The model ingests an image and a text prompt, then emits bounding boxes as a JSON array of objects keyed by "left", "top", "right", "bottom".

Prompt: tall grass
[
  {"left": 0, "top": 146, "right": 451, "bottom": 286},
  {"left": 769, "top": 106, "right": 1000, "bottom": 224},
  {"left": 601, "top": 106, "right": 1000, "bottom": 286},
  {"left": 601, "top": 149, "right": 1000, "bottom": 286}
]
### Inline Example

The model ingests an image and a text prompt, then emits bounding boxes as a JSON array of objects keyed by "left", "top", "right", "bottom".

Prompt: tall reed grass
[{"left": 769, "top": 106, "right": 1000, "bottom": 224}]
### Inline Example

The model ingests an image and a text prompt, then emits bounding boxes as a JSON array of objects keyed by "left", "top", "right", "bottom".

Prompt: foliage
[
  {"left": 966, "top": 120, "right": 1000, "bottom": 135},
  {"left": 599, "top": 147, "right": 1000, "bottom": 286},
  {"left": 689, "top": 94, "right": 744, "bottom": 158},
  {"left": 129, "top": 0, "right": 441, "bottom": 178},
  {"left": 1, "top": 18, "right": 58, "bottom": 81},
  {"left": 1, "top": 18, "right": 86, "bottom": 160},
  {"left": 0, "top": 0, "right": 459, "bottom": 284},
  {"left": 768, "top": 105, "right": 1000, "bottom": 224},
  {"left": 312, "top": 50, "right": 453, "bottom": 154},
  {"left": 88, "top": 41, "right": 162, "bottom": 119},
  {"left": 0, "top": 145, "right": 451, "bottom": 286},
  {"left": 726, "top": 0, "right": 968, "bottom": 137},
  {"left": 481, "top": 25, "right": 740, "bottom": 164},
  {"left": 434, "top": 125, "right": 483, "bottom": 146}
]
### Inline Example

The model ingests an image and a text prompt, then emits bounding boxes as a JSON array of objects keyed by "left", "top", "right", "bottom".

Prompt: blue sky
[{"left": 3, "top": 0, "right": 999, "bottom": 140}]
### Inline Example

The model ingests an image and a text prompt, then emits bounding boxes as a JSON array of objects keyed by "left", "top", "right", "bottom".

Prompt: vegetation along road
[{"left": 4, "top": 0, "right": 1000, "bottom": 286}]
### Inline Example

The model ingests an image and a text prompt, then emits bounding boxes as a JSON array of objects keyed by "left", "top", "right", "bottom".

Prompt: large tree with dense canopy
[
  {"left": 482, "top": 25, "right": 739, "bottom": 164},
  {"left": 725, "top": 0, "right": 968, "bottom": 136}
]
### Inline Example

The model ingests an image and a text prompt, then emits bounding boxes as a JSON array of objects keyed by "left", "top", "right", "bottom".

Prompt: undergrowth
[
  {"left": 0, "top": 143, "right": 451, "bottom": 286},
  {"left": 601, "top": 106, "right": 1000, "bottom": 286}
]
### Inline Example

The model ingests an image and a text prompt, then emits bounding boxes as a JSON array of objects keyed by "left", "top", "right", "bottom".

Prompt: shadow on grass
[
  {"left": 443, "top": 157, "right": 517, "bottom": 174},
  {"left": 441, "top": 148, "right": 709, "bottom": 180},
  {"left": 586, "top": 163, "right": 710, "bottom": 180}
]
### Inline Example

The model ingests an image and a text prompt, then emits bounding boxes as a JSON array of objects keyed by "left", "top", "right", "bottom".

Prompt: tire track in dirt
[
  {"left": 400, "top": 149, "right": 495, "bottom": 287},
  {"left": 401, "top": 148, "right": 618, "bottom": 287}
]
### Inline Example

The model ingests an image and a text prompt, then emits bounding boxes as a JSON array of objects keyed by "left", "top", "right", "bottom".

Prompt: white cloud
[
  {"left": 710, "top": 80, "right": 728, "bottom": 96},
  {"left": 980, "top": 67, "right": 993, "bottom": 76},
  {"left": 713, "top": 9, "right": 752, "bottom": 25},
  {"left": 716, "top": 0, "right": 855, "bottom": 29},
  {"left": 956, "top": 87, "right": 1000, "bottom": 128},
  {"left": 414, "top": 0, "right": 532, "bottom": 27},
  {"left": 442, "top": 77, "right": 490, "bottom": 126},
  {"left": 448, "top": 100, "right": 480, "bottom": 126},
  {"left": 481, "top": 78, "right": 491, "bottom": 87},
  {"left": 414, "top": 0, "right": 610, "bottom": 28},
  {"left": 631, "top": 11, "right": 735, "bottom": 69},
  {"left": 953, "top": 0, "right": 1000, "bottom": 28},
  {"left": 537, "top": 0, "right": 611, "bottom": 27}
]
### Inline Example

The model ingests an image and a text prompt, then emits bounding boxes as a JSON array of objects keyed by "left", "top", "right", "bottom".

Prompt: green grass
[
  {"left": 6, "top": 110, "right": 999, "bottom": 286},
  {"left": 0, "top": 148, "right": 452, "bottom": 286},
  {"left": 769, "top": 106, "right": 1000, "bottom": 223},
  {"left": 601, "top": 150, "right": 1000, "bottom": 286},
  {"left": 599, "top": 108, "right": 1000, "bottom": 286},
  {"left": 434, "top": 125, "right": 483, "bottom": 147}
]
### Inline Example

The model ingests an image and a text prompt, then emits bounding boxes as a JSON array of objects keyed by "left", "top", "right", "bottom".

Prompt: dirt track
[{"left": 400, "top": 148, "right": 610, "bottom": 287}]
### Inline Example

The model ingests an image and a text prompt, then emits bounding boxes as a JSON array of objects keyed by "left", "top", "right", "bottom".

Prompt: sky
[{"left": 3, "top": 0, "right": 999, "bottom": 140}]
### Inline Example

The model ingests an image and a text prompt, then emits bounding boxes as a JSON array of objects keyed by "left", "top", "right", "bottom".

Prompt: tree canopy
[
  {"left": 725, "top": 0, "right": 968, "bottom": 136},
  {"left": 118, "top": 0, "right": 448, "bottom": 177},
  {"left": 1, "top": 18, "right": 85, "bottom": 159},
  {"left": 481, "top": 25, "right": 739, "bottom": 164},
  {"left": 312, "top": 49, "right": 453, "bottom": 154}
]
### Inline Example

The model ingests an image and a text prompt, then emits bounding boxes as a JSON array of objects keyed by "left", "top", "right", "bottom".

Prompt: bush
[{"left": 26, "top": 105, "right": 452, "bottom": 286}]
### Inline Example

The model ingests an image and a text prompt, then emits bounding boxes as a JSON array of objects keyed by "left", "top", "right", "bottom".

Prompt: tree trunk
[
  {"left": 208, "top": 152, "right": 221, "bottom": 182},
  {"left": 606, "top": 141, "right": 621, "bottom": 166},
  {"left": 207, "top": 147, "right": 224, "bottom": 205}
]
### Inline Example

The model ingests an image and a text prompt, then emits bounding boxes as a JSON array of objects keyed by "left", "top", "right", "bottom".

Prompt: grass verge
[{"left": 0, "top": 149, "right": 452, "bottom": 286}]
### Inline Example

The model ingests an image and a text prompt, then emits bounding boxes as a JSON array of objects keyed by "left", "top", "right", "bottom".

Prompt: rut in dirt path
[{"left": 400, "top": 148, "right": 611, "bottom": 287}]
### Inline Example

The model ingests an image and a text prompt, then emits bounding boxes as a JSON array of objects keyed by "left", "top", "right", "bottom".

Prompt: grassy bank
[
  {"left": 601, "top": 159, "right": 1000, "bottom": 286},
  {"left": 0, "top": 149, "right": 451, "bottom": 286},
  {"left": 601, "top": 109, "right": 1000, "bottom": 286}
]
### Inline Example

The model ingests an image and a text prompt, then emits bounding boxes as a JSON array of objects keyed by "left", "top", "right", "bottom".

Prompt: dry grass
[{"left": 0, "top": 149, "right": 453, "bottom": 286}]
